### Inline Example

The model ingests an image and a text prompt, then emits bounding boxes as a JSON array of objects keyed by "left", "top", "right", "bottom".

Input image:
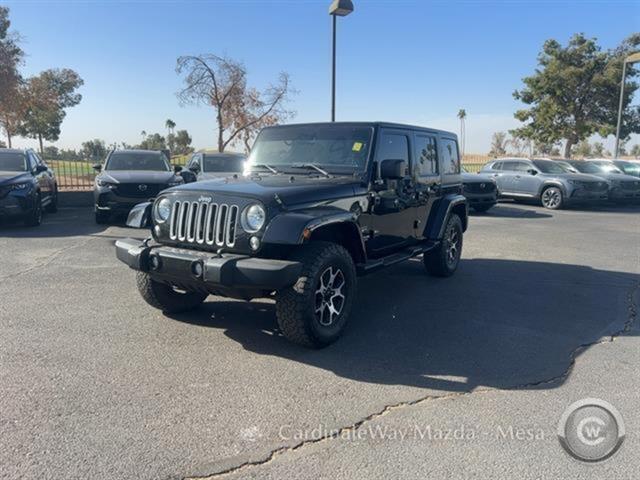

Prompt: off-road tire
[
  {"left": 136, "top": 272, "right": 208, "bottom": 313},
  {"left": 95, "top": 210, "right": 110, "bottom": 224},
  {"left": 46, "top": 186, "right": 58, "bottom": 213},
  {"left": 275, "top": 241, "right": 356, "bottom": 348},
  {"left": 24, "top": 193, "right": 43, "bottom": 227},
  {"left": 423, "top": 213, "right": 463, "bottom": 277},
  {"left": 540, "top": 186, "right": 563, "bottom": 210}
]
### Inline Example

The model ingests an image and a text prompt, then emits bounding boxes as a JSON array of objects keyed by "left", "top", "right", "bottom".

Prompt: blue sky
[{"left": 5, "top": 0, "right": 640, "bottom": 153}]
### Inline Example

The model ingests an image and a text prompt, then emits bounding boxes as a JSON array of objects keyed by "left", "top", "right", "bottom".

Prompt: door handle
[{"left": 515, "top": 175, "right": 521, "bottom": 179}]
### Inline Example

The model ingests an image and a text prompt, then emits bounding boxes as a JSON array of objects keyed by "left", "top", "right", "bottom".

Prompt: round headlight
[
  {"left": 155, "top": 198, "right": 172, "bottom": 222},
  {"left": 242, "top": 204, "right": 266, "bottom": 233}
]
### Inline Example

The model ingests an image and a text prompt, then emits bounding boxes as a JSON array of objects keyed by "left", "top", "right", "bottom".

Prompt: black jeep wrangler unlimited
[{"left": 115, "top": 122, "right": 468, "bottom": 347}]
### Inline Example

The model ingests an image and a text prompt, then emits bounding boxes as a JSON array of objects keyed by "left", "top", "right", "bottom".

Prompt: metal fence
[{"left": 48, "top": 154, "right": 493, "bottom": 191}]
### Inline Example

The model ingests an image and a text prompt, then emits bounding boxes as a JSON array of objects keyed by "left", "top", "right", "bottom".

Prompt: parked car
[
  {"left": 461, "top": 167, "right": 497, "bottom": 212},
  {"left": 612, "top": 159, "right": 640, "bottom": 178},
  {"left": 0, "top": 148, "right": 58, "bottom": 226},
  {"left": 480, "top": 158, "right": 608, "bottom": 209},
  {"left": 93, "top": 149, "right": 184, "bottom": 224},
  {"left": 115, "top": 122, "right": 468, "bottom": 348},
  {"left": 562, "top": 160, "right": 640, "bottom": 203},
  {"left": 181, "top": 151, "right": 246, "bottom": 183}
]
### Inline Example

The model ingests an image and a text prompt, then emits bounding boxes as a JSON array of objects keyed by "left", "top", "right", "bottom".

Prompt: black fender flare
[
  {"left": 424, "top": 194, "right": 468, "bottom": 240},
  {"left": 262, "top": 207, "right": 367, "bottom": 262}
]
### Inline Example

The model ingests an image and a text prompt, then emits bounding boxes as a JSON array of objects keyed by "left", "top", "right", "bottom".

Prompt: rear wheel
[
  {"left": 540, "top": 186, "right": 563, "bottom": 209},
  {"left": 423, "top": 213, "right": 463, "bottom": 277},
  {"left": 275, "top": 241, "right": 356, "bottom": 348},
  {"left": 136, "top": 272, "right": 207, "bottom": 313},
  {"left": 24, "top": 193, "right": 43, "bottom": 227}
]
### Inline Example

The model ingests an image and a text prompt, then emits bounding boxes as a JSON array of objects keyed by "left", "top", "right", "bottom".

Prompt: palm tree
[
  {"left": 141, "top": 130, "right": 147, "bottom": 140},
  {"left": 457, "top": 109, "right": 467, "bottom": 158},
  {"left": 165, "top": 119, "right": 176, "bottom": 136}
]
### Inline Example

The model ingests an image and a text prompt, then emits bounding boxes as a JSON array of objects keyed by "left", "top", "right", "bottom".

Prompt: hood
[
  {"left": 541, "top": 172, "right": 604, "bottom": 182},
  {"left": 167, "top": 174, "right": 361, "bottom": 206},
  {"left": 99, "top": 170, "right": 178, "bottom": 184},
  {"left": 462, "top": 172, "right": 495, "bottom": 184},
  {"left": 591, "top": 172, "right": 637, "bottom": 182},
  {"left": 200, "top": 171, "right": 240, "bottom": 181},
  {"left": 0, "top": 171, "right": 32, "bottom": 185}
]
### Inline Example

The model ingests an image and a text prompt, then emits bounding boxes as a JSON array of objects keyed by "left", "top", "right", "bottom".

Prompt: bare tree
[
  {"left": 488, "top": 131, "right": 508, "bottom": 157},
  {"left": 176, "top": 54, "right": 295, "bottom": 153}
]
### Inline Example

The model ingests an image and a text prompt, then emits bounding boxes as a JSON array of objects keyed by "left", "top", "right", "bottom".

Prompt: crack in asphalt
[{"left": 186, "top": 281, "right": 639, "bottom": 480}]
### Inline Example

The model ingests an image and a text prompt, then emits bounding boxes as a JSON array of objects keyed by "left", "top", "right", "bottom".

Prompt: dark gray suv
[{"left": 480, "top": 158, "right": 608, "bottom": 209}]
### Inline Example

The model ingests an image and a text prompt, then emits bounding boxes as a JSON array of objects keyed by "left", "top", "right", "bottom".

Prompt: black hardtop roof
[{"left": 261, "top": 121, "right": 457, "bottom": 138}]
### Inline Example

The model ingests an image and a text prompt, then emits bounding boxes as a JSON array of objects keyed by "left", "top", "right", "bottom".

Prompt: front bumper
[
  {"left": 115, "top": 237, "right": 302, "bottom": 292},
  {"left": 463, "top": 192, "right": 497, "bottom": 207},
  {"left": 0, "top": 191, "right": 36, "bottom": 217},
  {"left": 567, "top": 188, "right": 608, "bottom": 203},
  {"left": 608, "top": 187, "right": 640, "bottom": 202},
  {"left": 95, "top": 190, "right": 155, "bottom": 213}
]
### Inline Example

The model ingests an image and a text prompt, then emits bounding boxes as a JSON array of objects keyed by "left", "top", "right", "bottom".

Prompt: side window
[
  {"left": 27, "top": 153, "right": 38, "bottom": 170},
  {"left": 377, "top": 133, "right": 409, "bottom": 164},
  {"left": 501, "top": 161, "right": 519, "bottom": 171},
  {"left": 492, "top": 162, "right": 503, "bottom": 170},
  {"left": 441, "top": 138, "right": 460, "bottom": 175},
  {"left": 414, "top": 135, "right": 438, "bottom": 176},
  {"left": 514, "top": 162, "right": 531, "bottom": 172}
]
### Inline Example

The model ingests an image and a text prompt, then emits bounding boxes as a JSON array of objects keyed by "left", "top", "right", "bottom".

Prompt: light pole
[
  {"left": 329, "top": 0, "right": 354, "bottom": 122},
  {"left": 614, "top": 52, "right": 640, "bottom": 158}
]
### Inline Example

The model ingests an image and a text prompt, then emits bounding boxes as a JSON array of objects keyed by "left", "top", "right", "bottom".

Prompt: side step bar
[{"left": 356, "top": 241, "right": 439, "bottom": 275}]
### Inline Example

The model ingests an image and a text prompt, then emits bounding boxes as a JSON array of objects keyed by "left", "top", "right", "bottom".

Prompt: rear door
[{"left": 412, "top": 133, "right": 440, "bottom": 239}]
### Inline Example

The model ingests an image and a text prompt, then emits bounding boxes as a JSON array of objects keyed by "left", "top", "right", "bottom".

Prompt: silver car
[
  {"left": 562, "top": 159, "right": 640, "bottom": 203},
  {"left": 480, "top": 158, "right": 608, "bottom": 209}
]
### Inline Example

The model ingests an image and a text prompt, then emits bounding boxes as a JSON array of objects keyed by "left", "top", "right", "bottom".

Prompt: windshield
[
  {"left": 0, "top": 151, "right": 27, "bottom": 172},
  {"left": 203, "top": 155, "right": 245, "bottom": 173},
  {"left": 591, "top": 161, "right": 623, "bottom": 174},
  {"left": 532, "top": 160, "right": 566, "bottom": 174},
  {"left": 106, "top": 152, "right": 170, "bottom": 171},
  {"left": 248, "top": 125, "right": 374, "bottom": 173},
  {"left": 568, "top": 162, "right": 603, "bottom": 174}
]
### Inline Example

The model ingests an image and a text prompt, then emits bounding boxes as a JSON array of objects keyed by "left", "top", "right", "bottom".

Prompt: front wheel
[
  {"left": 540, "top": 186, "right": 563, "bottom": 209},
  {"left": 45, "top": 186, "right": 58, "bottom": 213},
  {"left": 24, "top": 194, "right": 43, "bottom": 227},
  {"left": 423, "top": 213, "right": 463, "bottom": 277},
  {"left": 275, "top": 241, "right": 356, "bottom": 348},
  {"left": 136, "top": 272, "right": 208, "bottom": 313}
]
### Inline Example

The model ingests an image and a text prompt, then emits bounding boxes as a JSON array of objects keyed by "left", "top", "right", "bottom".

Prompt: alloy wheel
[{"left": 314, "top": 266, "right": 346, "bottom": 327}]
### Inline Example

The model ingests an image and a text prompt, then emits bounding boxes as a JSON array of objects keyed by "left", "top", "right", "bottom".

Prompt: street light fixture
[
  {"left": 329, "top": 0, "right": 354, "bottom": 122},
  {"left": 614, "top": 52, "right": 640, "bottom": 158}
]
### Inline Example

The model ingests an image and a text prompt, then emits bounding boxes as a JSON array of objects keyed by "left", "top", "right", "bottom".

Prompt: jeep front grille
[{"left": 169, "top": 201, "right": 239, "bottom": 247}]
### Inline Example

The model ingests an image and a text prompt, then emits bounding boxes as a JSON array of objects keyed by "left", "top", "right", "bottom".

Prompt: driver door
[{"left": 361, "top": 129, "right": 416, "bottom": 257}]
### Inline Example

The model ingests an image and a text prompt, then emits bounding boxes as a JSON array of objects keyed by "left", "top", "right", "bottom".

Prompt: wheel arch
[{"left": 424, "top": 194, "right": 469, "bottom": 240}]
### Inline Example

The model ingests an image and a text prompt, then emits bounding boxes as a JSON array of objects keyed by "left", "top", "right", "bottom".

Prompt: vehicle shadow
[
  {"left": 168, "top": 258, "right": 639, "bottom": 393},
  {"left": 474, "top": 204, "right": 552, "bottom": 218}
]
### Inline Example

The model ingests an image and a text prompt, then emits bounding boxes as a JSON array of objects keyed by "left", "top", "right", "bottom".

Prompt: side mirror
[
  {"left": 380, "top": 159, "right": 407, "bottom": 180},
  {"left": 180, "top": 170, "right": 197, "bottom": 184},
  {"left": 173, "top": 164, "right": 183, "bottom": 173},
  {"left": 92, "top": 164, "right": 102, "bottom": 172},
  {"left": 527, "top": 169, "right": 537, "bottom": 175},
  {"left": 35, "top": 164, "right": 48, "bottom": 173}
]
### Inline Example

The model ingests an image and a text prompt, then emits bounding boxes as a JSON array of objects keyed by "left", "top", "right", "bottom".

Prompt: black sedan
[
  {"left": 0, "top": 148, "right": 58, "bottom": 226},
  {"left": 93, "top": 149, "right": 183, "bottom": 223},
  {"left": 461, "top": 168, "right": 497, "bottom": 212}
]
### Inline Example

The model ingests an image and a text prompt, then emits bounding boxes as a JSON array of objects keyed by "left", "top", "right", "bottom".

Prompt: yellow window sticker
[{"left": 352, "top": 142, "right": 363, "bottom": 152}]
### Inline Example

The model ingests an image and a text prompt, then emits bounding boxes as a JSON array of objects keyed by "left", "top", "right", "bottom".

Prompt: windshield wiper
[
  {"left": 251, "top": 163, "right": 280, "bottom": 174},
  {"left": 291, "top": 163, "right": 330, "bottom": 178}
]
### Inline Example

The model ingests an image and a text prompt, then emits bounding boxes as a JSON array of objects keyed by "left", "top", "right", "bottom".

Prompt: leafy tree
[
  {"left": 0, "top": 6, "right": 24, "bottom": 148},
  {"left": 513, "top": 33, "right": 640, "bottom": 158},
  {"left": 81, "top": 139, "right": 107, "bottom": 162},
  {"left": 43, "top": 145, "right": 60, "bottom": 159},
  {"left": 533, "top": 140, "right": 559, "bottom": 156},
  {"left": 592, "top": 142, "right": 606, "bottom": 157},
  {"left": 572, "top": 140, "right": 593, "bottom": 158},
  {"left": 0, "top": 139, "right": 6, "bottom": 148},
  {"left": 457, "top": 109, "right": 466, "bottom": 157},
  {"left": 19, "top": 68, "right": 84, "bottom": 153},
  {"left": 173, "top": 129, "right": 193, "bottom": 155},
  {"left": 138, "top": 132, "right": 166, "bottom": 151},
  {"left": 630, "top": 144, "right": 640, "bottom": 158},
  {"left": 165, "top": 119, "right": 176, "bottom": 135},
  {"left": 176, "top": 54, "right": 294, "bottom": 152},
  {"left": 488, "top": 131, "right": 508, "bottom": 157}
]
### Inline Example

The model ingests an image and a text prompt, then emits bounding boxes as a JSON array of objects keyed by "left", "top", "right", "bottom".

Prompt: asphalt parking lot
[{"left": 1, "top": 202, "right": 639, "bottom": 480}]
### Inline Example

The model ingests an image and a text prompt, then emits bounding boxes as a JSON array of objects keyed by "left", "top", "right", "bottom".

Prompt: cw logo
[{"left": 577, "top": 417, "right": 606, "bottom": 446}]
